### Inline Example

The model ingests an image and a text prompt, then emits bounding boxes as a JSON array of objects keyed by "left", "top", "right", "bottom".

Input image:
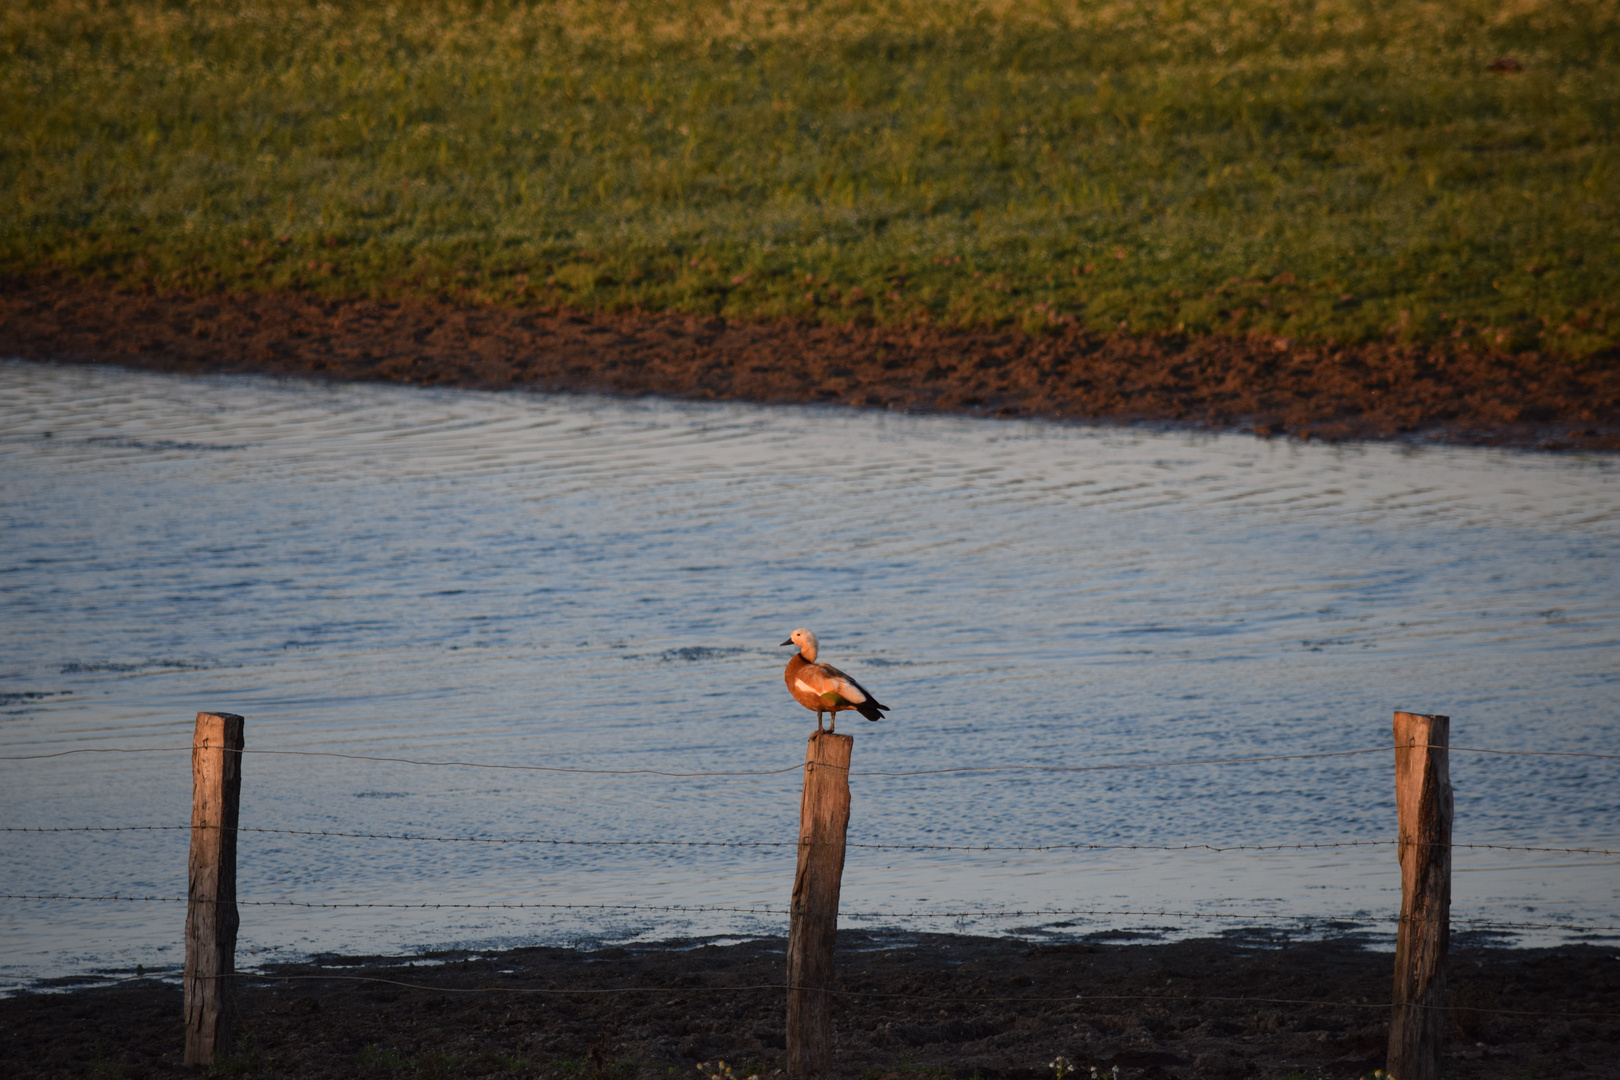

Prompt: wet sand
[
  {"left": 4, "top": 931, "right": 1617, "bottom": 1079},
  {"left": 3, "top": 278, "right": 1617, "bottom": 450}
]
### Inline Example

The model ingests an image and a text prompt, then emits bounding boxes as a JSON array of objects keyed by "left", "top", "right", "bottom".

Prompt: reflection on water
[{"left": 1, "top": 358, "right": 1617, "bottom": 989}]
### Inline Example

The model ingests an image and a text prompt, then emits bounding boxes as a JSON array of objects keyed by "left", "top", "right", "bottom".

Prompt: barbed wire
[
  {"left": 0, "top": 746, "right": 807, "bottom": 777},
  {"left": 0, "top": 746, "right": 195, "bottom": 761},
  {"left": 175, "top": 972, "right": 1620, "bottom": 1017},
  {"left": 54, "top": 970, "right": 1620, "bottom": 1018},
  {"left": 850, "top": 747, "right": 1394, "bottom": 775},
  {"left": 0, "top": 744, "right": 1391, "bottom": 772},
  {"left": 3, "top": 894, "right": 1614, "bottom": 933},
  {"left": 5, "top": 824, "right": 1617, "bottom": 857},
  {"left": 1450, "top": 745, "right": 1620, "bottom": 760},
  {"left": 4, "top": 742, "right": 1616, "bottom": 771}
]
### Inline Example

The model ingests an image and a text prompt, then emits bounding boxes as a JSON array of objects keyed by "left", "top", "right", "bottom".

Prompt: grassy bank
[{"left": 4, "top": 0, "right": 1618, "bottom": 356}]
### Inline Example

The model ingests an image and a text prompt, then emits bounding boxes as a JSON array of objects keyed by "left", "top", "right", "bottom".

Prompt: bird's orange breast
[{"left": 783, "top": 654, "right": 827, "bottom": 712}]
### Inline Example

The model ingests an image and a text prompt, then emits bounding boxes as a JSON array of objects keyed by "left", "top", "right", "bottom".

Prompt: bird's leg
[
  {"left": 815, "top": 710, "right": 825, "bottom": 734},
  {"left": 828, "top": 711, "right": 836, "bottom": 734}
]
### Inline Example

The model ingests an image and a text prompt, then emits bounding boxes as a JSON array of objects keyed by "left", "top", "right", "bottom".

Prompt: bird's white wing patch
[{"left": 797, "top": 666, "right": 865, "bottom": 704}]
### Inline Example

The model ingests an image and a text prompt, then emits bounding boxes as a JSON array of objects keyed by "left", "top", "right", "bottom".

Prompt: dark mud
[
  {"left": 2, "top": 279, "right": 1618, "bottom": 450},
  {"left": 4, "top": 931, "right": 1617, "bottom": 1079}
]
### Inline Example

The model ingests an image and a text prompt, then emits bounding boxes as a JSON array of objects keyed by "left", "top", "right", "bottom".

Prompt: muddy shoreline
[
  {"left": 3, "top": 279, "right": 1617, "bottom": 450},
  {"left": 4, "top": 931, "right": 1617, "bottom": 1079}
]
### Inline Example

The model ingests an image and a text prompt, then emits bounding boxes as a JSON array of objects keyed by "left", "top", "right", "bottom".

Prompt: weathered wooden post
[
  {"left": 786, "top": 731, "right": 853, "bottom": 1079},
  {"left": 1387, "top": 711, "right": 1452, "bottom": 1080},
  {"left": 184, "top": 711, "right": 244, "bottom": 1068}
]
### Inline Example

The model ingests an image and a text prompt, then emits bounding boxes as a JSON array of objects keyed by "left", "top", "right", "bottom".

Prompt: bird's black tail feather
[{"left": 856, "top": 698, "right": 887, "bottom": 723}]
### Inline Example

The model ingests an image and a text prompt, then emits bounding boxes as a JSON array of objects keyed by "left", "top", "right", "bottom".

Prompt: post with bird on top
[
  {"left": 1386, "top": 710, "right": 1452, "bottom": 1080},
  {"left": 780, "top": 629, "right": 888, "bottom": 1078}
]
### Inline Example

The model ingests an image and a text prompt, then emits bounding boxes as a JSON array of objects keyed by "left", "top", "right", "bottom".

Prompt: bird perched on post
[{"left": 781, "top": 628, "right": 888, "bottom": 733}]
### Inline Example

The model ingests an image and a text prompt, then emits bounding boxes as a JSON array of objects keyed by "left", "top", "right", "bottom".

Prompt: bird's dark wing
[{"left": 821, "top": 663, "right": 887, "bottom": 719}]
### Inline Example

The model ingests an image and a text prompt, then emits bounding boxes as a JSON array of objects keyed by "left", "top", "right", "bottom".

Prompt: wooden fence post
[
  {"left": 787, "top": 731, "right": 853, "bottom": 1079},
  {"left": 184, "top": 711, "right": 244, "bottom": 1068},
  {"left": 1387, "top": 711, "right": 1452, "bottom": 1080}
]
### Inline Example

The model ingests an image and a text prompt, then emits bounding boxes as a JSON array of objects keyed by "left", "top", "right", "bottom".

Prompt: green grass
[{"left": 4, "top": 0, "right": 1618, "bottom": 356}]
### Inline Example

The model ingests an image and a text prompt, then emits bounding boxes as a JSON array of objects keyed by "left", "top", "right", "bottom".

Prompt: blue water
[{"left": 1, "top": 358, "right": 1617, "bottom": 991}]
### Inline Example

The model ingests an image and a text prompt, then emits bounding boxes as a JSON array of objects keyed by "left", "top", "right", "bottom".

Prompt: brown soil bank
[
  {"left": 4, "top": 932, "right": 1618, "bottom": 1080},
  {"left": 3, "top": 279, "right": 1619, "bottom": 451}
]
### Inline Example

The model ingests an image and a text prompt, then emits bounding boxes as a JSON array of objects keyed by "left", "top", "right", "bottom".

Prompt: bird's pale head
[{"left": 782, "top": 627, "right": 819, "bottom": 662}]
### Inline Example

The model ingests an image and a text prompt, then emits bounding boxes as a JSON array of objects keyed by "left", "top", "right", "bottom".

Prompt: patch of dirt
[
  {"left": 3, "top": 932, "right": 1617, "bottom": 1079},
  {"left": 2, "top": 278, "right": 1617, "bottom": 450}
]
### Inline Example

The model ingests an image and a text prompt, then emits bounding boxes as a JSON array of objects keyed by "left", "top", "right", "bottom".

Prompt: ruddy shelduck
[{"left": 780, "top": 628, "right": 888, "bottom": 733}]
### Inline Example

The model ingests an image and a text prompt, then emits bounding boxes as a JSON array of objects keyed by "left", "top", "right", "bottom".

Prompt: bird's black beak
[{"left": 780, "top": 639, "right": 794, "bottom": 647}]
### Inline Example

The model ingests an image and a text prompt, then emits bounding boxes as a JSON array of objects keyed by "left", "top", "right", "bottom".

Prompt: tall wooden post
[
  {"left": 184, "top": 711, "right": 244, "bottom": 1068},
  {"left": 1387, "top": 711, "right": 1452, "bottom": 1080},
  {"left": 787, "top": 731, "right": 852, "bottom": 1079}
]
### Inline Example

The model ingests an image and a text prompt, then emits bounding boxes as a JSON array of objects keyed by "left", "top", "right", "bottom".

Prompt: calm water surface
[{"left": 2, "top": 359, "right": 1617, "bottom": 990}]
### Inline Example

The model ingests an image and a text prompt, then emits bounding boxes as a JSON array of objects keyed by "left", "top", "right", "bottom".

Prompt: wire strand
[
  {"left": 1449, "top": 745, "right": 1620, "bottom": 760},
  {"left": 4, "top": 742, "right": 1617, "bottom": 770},
  {"left": 150, "top": 972, "right": 1620, "bottom": 1018},
  {"left": 22, "top": 969, "right": 1617, "bottom": 1019},
  {"left": 2, "top": 894, "right": 1613, "bottom": 933},
  {"left": 6, "top": 825, "right": 1617, "bottom": 857}
]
